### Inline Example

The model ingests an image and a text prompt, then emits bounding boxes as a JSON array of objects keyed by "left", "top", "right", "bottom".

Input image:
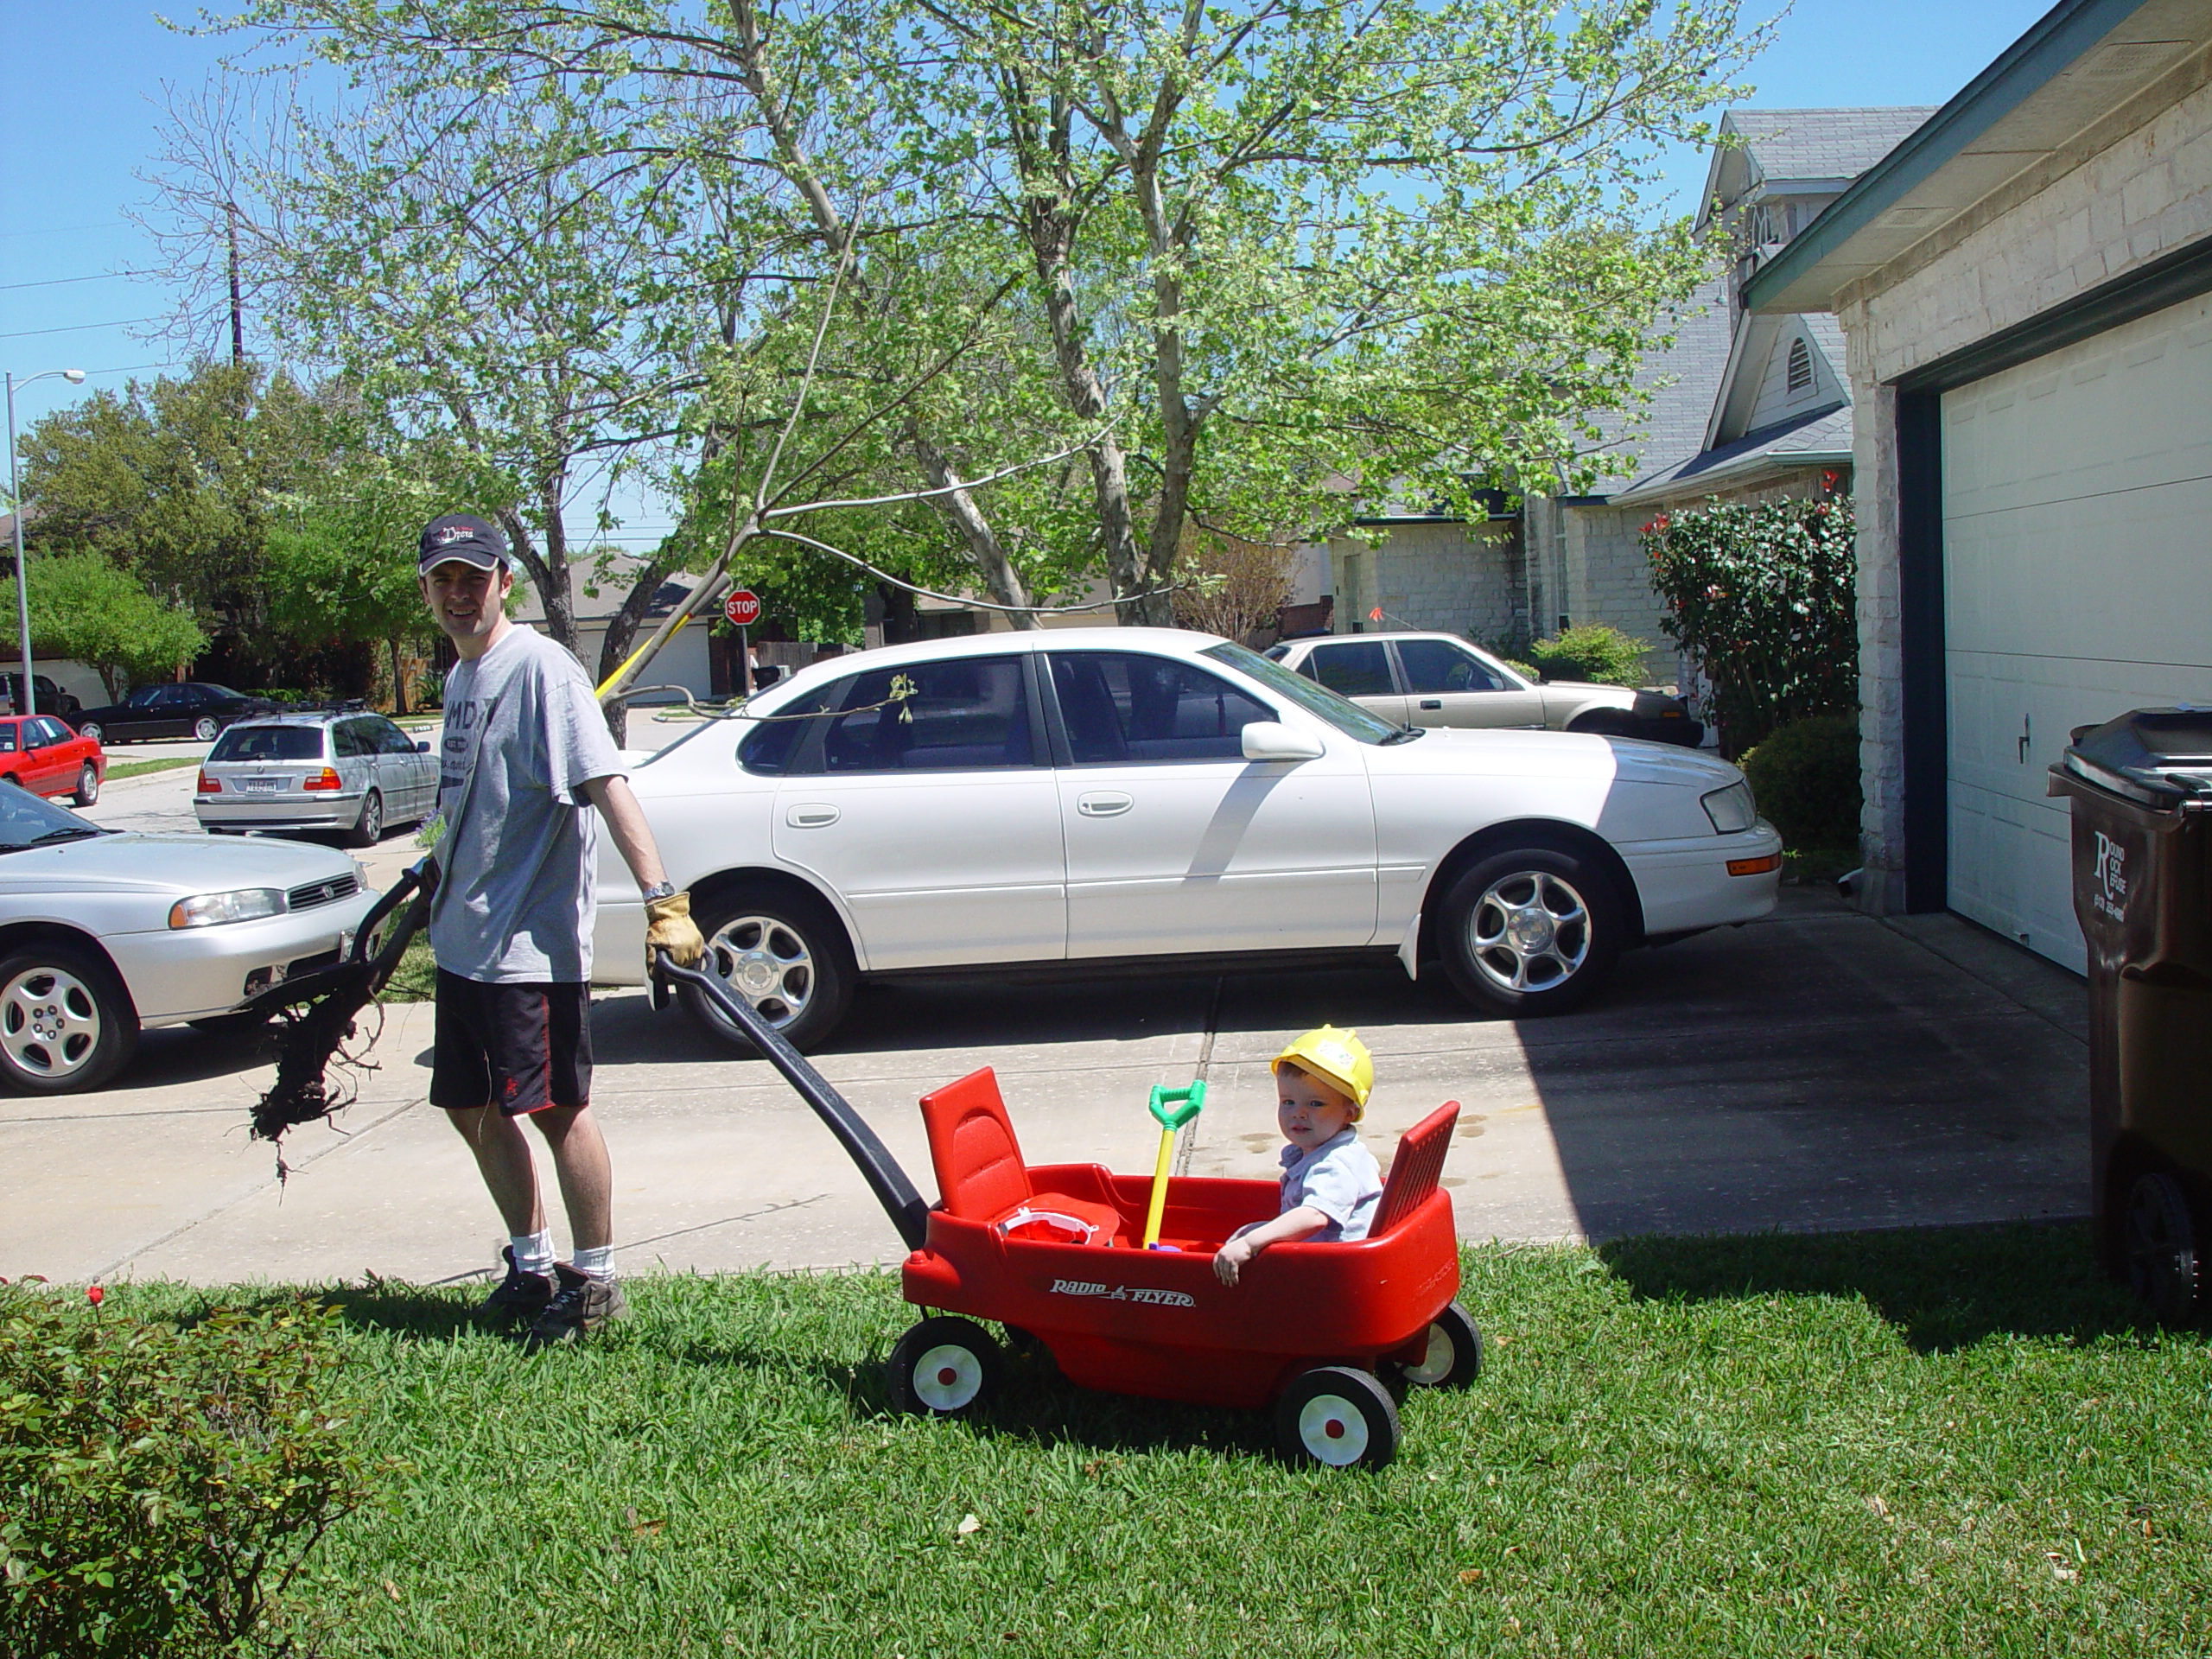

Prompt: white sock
[
  {"left": 573, "top": 1243, "right": 617, "bottom": 1280},
  {"left": 512, "top": 1230, "right": 556, "bottom": 1277}
]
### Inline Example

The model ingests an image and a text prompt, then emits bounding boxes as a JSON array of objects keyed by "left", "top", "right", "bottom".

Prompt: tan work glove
[{"left": 645, "top": 890, "right": 707, "bottom": 969}]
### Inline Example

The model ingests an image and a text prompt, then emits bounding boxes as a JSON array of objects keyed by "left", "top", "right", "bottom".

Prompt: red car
[{"left": 0, "top": 715, "right": 105, "bottom": 805}]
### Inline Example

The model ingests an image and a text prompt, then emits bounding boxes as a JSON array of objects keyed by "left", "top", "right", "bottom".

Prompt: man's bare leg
[
  {"left": 531, "top": 1103, "right": 613, "bottom": 1253},
  {"left": 448, "top": 1105, "right": 546, "bottom": 1237}
]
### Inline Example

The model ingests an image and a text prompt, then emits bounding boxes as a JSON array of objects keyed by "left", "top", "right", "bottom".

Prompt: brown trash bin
[{"left": 2048, "top": 709, "right": 2212, "bottom": 1322}]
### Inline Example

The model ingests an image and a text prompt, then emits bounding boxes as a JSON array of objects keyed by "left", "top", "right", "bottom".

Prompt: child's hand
[{"left": 1213, "top": 1235, "right": 1255, "bottom": 1286}]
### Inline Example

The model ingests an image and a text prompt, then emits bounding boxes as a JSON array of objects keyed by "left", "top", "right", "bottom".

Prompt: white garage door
[{"left": 1942, "top": 291, "right": 2212, "bottom": 974}]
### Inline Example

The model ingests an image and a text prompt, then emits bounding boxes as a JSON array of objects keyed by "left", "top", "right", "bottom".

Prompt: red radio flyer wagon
[{"left": 654, "top": 956, "right": 1482, "bottom": 1469}]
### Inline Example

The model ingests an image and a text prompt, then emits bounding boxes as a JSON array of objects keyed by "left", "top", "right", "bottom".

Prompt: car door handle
[
  {"left": 785, "top": 804, "right": 840, "bottom": 828},
  {"left": 1419, "top": 699, "right": 1442, "bottom": 710},
  {"left": 1077, "top": 791, "right": 1133, "bottom": 817}
]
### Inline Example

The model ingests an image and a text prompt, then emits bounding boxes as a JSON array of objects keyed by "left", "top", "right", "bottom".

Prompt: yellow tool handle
[
  {"left": 595, "top": 613, "right": 690, "bottom": 700},
  {"left": 1141, "top": 1126, "right": 1178, "bottom": 1249}
]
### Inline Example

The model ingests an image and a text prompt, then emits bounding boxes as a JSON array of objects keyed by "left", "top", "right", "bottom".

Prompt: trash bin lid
[{"left": 2062, "top": 709, "right": 2212, "bottom": 810}]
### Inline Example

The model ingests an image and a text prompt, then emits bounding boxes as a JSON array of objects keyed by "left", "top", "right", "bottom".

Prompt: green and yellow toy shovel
[{"left": 1141, "top": 1081, "right": 1207, "bottom": 1249}]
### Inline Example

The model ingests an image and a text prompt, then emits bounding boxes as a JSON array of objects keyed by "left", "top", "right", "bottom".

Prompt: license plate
[{"left": 240, "top": 776, "right": 283, "bottom": 793}]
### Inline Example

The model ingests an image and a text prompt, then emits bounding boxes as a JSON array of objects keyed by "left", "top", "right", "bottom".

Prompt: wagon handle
[
  {"left": 1141, "top": 1080, "right": 1206, "bottom": 1249},
  {"left": 651, "top": 948, "right": 932, "bottom": 1252}
]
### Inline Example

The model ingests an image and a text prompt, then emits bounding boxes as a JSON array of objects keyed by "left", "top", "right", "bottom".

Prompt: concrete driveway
[{"left": 0, "top": 826, "right": 2093, "bottom": 1289}]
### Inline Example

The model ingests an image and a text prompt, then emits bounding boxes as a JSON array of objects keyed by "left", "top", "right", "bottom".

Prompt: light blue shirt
[{"left": 1277, "top": 1128, "right": 1382, "bottom": 1242}]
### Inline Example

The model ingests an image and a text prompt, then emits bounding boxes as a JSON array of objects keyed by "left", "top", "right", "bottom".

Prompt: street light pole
[{"left": 5, "top": 367, "right": 87, "bottom": 720}]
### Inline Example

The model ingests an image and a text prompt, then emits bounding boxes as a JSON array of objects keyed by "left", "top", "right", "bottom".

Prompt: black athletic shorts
[{"left": 429, "top": 969, "right": 594, "bottom": 1116}]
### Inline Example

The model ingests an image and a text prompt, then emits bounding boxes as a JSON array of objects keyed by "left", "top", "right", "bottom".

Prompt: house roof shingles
[{"left": 1726, "top": 106, "right": 1939, "bottom": 184}]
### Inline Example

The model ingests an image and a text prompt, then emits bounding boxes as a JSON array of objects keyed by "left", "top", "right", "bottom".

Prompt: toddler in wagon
[{"left": 1212, "top": 1026, "right": 1382, "bottom": 1286}]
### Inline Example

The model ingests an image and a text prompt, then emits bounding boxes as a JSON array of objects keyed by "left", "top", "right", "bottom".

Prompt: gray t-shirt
[{"left": 429, "top": 626, "right": 623, "bottom": 983}]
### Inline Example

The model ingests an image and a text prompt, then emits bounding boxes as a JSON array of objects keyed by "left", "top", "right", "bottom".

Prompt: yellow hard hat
[{"left": 1271, "top": 1025, "right": 1374, "bottom": 1115}]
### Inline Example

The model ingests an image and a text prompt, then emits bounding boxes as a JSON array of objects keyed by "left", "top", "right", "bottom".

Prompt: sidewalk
[{"left": 0, "top": 885, "right": 2093, "bottom": 1288}]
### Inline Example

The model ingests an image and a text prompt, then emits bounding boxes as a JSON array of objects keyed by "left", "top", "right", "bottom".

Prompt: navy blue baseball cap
[{"left": 418, "top": 513, "right": 511, "bottom": 573}]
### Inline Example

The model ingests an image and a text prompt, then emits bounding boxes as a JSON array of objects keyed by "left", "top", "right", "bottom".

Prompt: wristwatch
[{"left": 640, "top": 880, "right": 677, "bottom": 903}]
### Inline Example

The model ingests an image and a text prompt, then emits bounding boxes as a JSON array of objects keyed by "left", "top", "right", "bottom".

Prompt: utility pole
[{"left": 226, "top": 204, "right": 245, "bottom": 364}]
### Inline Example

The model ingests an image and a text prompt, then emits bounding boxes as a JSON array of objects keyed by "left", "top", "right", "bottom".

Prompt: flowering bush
[{"left": 1642, "top": 494, "right": 1858, "bottom": 755}]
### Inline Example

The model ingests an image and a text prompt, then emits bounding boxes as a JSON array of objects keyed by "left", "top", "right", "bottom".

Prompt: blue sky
[{"left": 4, "top": 0, "right": 2056, "bottom": 540}]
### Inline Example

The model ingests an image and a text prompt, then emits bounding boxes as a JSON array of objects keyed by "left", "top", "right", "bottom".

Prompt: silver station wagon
[{"left": 195, "top": 709, "right": 438, "bottom": 847}]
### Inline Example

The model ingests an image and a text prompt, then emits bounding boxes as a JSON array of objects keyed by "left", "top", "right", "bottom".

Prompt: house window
[{"left": 1786, "top": 337, "right": 1813, "bottom": 394}]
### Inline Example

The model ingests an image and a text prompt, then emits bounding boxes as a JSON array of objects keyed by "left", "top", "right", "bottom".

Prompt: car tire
[
  {"left": 1437, "top": 844, "right": 1624, "bottom": 1016},
  {"left": 79, "top": 721, "right": 105, "bottom": 744},
  {"left": 0, "top": 943, "right": 137, "bottom": 1095},
  {"left": 193, "top": 716, "right": 220, "bottom": 742},
  {"left": 71, "top": 764, "right": 99, "bottom": 807},
  {"left": 679, "top": 881, "right": 855, "bottom": 1053},
  {"left": 1274, "top": 1364, "right": 1401, "bottom": 1469},
  {"left": 1394, "top": 1301, "right": 1484, "bottom": 1389},
  {"left": 2123, "top": 1172, "right": 2200, "bottom": 1325},
  {"left": 345, "top": 789, "right": 385, "bottom": 849},
  {"left": 886, "top": 1316, "right": 1001, "bottom": 1416}
]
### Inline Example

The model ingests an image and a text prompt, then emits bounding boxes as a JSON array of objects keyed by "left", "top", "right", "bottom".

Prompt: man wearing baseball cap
[{"left": 416, "top": 512, "right": 704, "bottom": 1346}]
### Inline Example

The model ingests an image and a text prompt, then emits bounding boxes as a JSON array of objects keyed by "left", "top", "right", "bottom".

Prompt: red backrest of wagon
[
  {"left": 919, "top": 1067, "right": 1033, "bottom": 1220},
  {"left": 1372, "top": 1101, "right": 1460, "bottom": 1237}
]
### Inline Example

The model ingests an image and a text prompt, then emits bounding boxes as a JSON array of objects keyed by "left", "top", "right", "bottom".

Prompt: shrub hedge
[
  {"left": 1525, "top": 625, "right": 1648, "bottom": 687},
  {"left": 0, "top": 1284, "right": 376, "bottom": 1658},
  {"left": 1740, "top": 714, "right": 1863, "bottom": 851}
]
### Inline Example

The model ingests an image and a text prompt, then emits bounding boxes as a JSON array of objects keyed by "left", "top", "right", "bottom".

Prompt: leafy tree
[
  {"left": 262, "top": 457, "right": 446, "bottom": 713},
  {"left": 146, "top": 64, "right": 785, "bottom": 687},
  {"left": 204, "top": 0, "right": 1761, "bottom": 628},
  {"left": 1642, "top": 494, "right": 1859, "bottom": 756},
  {"left": 14, "top": 361, "right": 324, "bottom": 644},
  {"left": 0, "top": 552, "right": 210, "bottom": 700}
]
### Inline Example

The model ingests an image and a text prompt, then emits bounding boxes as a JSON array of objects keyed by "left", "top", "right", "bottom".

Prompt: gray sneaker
[
  {"left": 482, "top": 1246, "right": 554, "bottom": 1324},
  {"left": 525, "top": 1263, "right": 630, "bottom": 1349}
]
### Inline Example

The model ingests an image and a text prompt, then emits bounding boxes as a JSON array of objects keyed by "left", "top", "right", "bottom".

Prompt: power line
[
  {"left": 0, "top": 222, "right": 121, "bottom": 239},
  {"left": 0, "top": 272, "right": 150, "bottom": 292},
  {"left": 0, "top": 316, "right": 164, "bottom": 340}
]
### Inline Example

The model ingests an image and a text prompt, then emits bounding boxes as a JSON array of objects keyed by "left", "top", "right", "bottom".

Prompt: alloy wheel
[
  {"left": 702, "top": 912, "right": 816, "bottom": 1028},
  {"left": 1465, "top": 869, "right": 1592, "bottom": 994},
  {"left": 0, "top": 964, "right": 106, "bottom": 1084}
]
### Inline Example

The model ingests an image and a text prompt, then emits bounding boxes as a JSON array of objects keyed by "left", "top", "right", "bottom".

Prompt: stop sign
[{"left": 722, "top": 588, "right": 762, "bottom": 627}]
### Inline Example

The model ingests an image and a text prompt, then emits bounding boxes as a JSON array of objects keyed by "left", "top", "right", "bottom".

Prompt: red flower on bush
[{"left": 86, "top": 1285, "right": 104, "bottom": 1306}]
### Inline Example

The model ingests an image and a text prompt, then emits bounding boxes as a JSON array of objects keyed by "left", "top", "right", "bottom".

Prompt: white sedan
[
  {"left": 0, "top": 787, "right": 378, "bottom": 1093},
  {"left": 596, "top": 628, "right": 1782, "bottom": 1048}
]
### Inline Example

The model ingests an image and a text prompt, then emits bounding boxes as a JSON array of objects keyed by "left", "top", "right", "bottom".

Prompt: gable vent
[{"left": 1786, "top": 336, "right": 1814, "bottom": 394}]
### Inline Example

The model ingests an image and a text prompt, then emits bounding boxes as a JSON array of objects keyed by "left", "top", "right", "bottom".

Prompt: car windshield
[
  {"left": 1200, "top": 642, "right": 1407, "bottom": 744},
  {"left": 210, "top": 725, "right": 325, "bottom": 762},
  {"left": 0, "top": 787, "right": 106, "bottom": 854}
]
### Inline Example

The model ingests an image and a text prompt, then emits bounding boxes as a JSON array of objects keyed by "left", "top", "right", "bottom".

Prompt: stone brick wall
[
  {"left": 1838, "top": 55, "right": 2212, "bottom": 912},
  {"left": 1327, "top": 519, "right": 1525, "bottom": 643}
]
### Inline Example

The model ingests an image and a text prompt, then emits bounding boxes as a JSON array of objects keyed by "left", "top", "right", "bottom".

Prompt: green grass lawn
[
  {"left": 103, "top": 1224, "right": 2212, "bottom": 1657},
  {"left": 102, "top": 755, "right": 200, "bottom": 782}
]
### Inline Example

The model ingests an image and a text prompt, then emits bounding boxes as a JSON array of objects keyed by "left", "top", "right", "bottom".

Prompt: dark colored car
[
  {"left": 0, "top": 674, "right": 83, "bottom": 721},
  {"left": 73, "top": 683, "right": 283, "bottom": 746}
]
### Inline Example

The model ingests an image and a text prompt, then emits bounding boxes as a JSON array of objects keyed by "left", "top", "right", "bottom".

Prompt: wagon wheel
[
  {"left": 1274, "top": 1364, "right": 1400, "bottom": 1470},
  {"left": 887, "top": 1316, "right": 1002, "bottom": 1418},
  {"left": 1396, "top": 1301, "right": 1484, "bottom": 1390}
]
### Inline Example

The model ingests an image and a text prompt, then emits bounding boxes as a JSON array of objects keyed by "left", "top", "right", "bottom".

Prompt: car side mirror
[
  {"left": 1241, "top": 721, "right": 1325, "bottom": 763},
  {"left": 416, "top": 740, "right": 431, "bottom": 753}
]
